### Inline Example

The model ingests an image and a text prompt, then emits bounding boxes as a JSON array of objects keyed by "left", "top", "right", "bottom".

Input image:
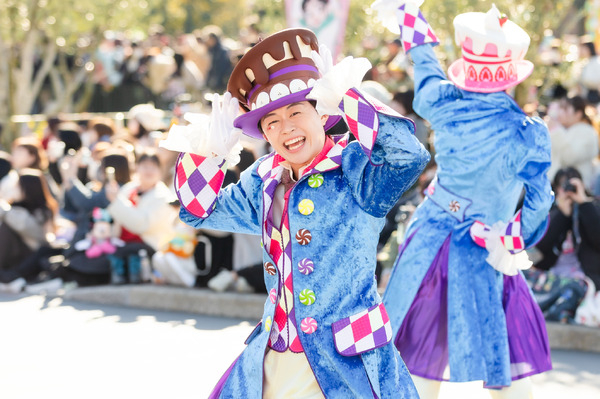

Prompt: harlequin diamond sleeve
[
  {"left": 175, "top": 153, "right": 227, "bottom": 219},
  {"left": 395, "top": 2, "right": 438, "bottom": 51}
]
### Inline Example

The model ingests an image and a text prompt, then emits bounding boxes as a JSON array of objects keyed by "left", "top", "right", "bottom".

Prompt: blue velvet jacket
[
  {"left": 180, "top": 90, "right": 430, "bottom": 398},
  {"left": 383, "top": 44, "right": 553, "bottom": 387}
]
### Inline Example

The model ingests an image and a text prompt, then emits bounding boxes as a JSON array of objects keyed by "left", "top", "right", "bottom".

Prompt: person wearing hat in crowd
[
  {"left": 127, "top": 103, "right": 166, "bottom": 150},
  {"left": 161, "top": 27, "right": 429, "bottom": 398},
  {"left": 371, "top": 1, "right": 554, "bottom": 398}
]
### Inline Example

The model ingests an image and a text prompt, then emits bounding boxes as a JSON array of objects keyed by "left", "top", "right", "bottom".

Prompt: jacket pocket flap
[
  {"left": 244, "top": 321, "right": 263, "bottom": 345},
  {"left": 331, "top": 303, "right": 393, "bottom": 356}
]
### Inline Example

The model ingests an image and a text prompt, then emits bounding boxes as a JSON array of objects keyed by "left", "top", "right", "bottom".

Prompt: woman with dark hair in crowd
[
  {"left": 62, "top": 151, "right": 132, "bottom": 244},
  {"left": 0, "top": 169, "right": 57, "bottom": 293},
  {"left": 11, "top": 137, "right": 49, "bottom": 172},
  {"left": 548, "top": 95, "right": 599, "bottom": 189}
]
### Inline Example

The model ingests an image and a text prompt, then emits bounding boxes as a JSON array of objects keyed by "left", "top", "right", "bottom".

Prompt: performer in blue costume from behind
[
  {"left": 160, "top": 27, "right": 429, "bottom": 398},
  {"left": 372, "top": 1, "right": 554, "bottom": 398}
]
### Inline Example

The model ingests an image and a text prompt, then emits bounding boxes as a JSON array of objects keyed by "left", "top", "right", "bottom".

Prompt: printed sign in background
[{"left": 285, "top": 0, "right": 351, "bottom": 60}]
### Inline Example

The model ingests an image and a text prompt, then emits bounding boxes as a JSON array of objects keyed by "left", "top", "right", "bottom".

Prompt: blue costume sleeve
[
  {"left": 514, "top": 117, "right": 554, "bottom": 246},
  {"left": 179, "top": 160, "right": 263, "bottom": 236},
  {"left": 410, "top": 44, "right": 462, "bottom": 124},
  {"left": 342, "top": 112, "right": 430, "bottom": 218}
]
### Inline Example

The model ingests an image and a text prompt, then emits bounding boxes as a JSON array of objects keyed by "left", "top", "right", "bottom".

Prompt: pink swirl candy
[
  {"left": 269, "top": 288, "right": 277, "bottom": 304},
  {"left": 300, "top": 317, "right": 318, "bottom": 334}
]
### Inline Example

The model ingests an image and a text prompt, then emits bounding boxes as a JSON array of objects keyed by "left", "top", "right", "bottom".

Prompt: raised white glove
[
  {"left": 160, "top": 92, "right": 243, "bottom": 166},
  {"left": 307, "top": 44, "right": 372, "bottom": 116},
  {"left": 371, "top": 0, "right": 424, "bottom": 34}
]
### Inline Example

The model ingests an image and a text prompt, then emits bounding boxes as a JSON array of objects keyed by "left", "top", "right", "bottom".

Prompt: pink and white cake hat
[{"left": 448, "top": 4, "right": 533, "bottom": 93}]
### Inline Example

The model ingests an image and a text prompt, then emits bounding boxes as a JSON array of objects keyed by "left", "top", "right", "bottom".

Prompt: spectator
[
  {"left": 11, "top": 137, "right": 48, "bottom": 172},
  {"left": 547, "top": 95, "right": 599, "bottom": 188},
  {"left": 203, "top": 26, "right": 233, "bottom": 93},
  {"left": 533, "top": 167, "right": 600, "bottom": 285},
  {"left": 0, "top": 151, "right": 18, "bottom": 202},
  {"left": 104, "top": 151, "right": 178, "bottom": 284},
  {"left": 0, "top": 169, "right": 57, "bottom": 293},
  {"left": 61, "top": 152, "right": 132, "bottom": 245},
  {"left": 127, "top": 103, "right": 166, "bottom": 150},
  {"left": 524, "top": 167, "right": 600, "bottom": 323}
]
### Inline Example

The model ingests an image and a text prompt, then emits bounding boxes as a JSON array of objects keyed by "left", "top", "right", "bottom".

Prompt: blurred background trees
[{"left": 0, "top": 0, "right": 591, "bottom": 145}]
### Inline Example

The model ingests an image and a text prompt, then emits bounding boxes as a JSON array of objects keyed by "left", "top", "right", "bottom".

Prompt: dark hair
[
  {"left": 12, "top": 137, "right": 48, "bottom": 170},
  {"left": 393, "top": 90, "right": 415, "bottom": 115},
  {"left": 58, "top": 124, "right": 83, "bottom": 154},
  {"left": 0, "top": 151, "right": 11, "bottom": 180},
  {"left": 563, "top": 95, "right": 593, "bottom": 125},
  {"left": 13, "top": 169, "right": 58, "bottom": 221},
  {"left": 92, "top": 122, "right": 115, "bottom": 139},
  {"left": 302, "top": 0, "right": 328, "bottom": 11},
  {"left": 582, "top": 41, "right": 597, "bottom": 57},
  {"left": 552, "top": 167, "right": 583, "bottom": 191},
  {"left": 137, "top": 152, "right": 161, "bottom": 168},
  {"left": 100, "top": 153, "right": 131, "bottom": 185}
]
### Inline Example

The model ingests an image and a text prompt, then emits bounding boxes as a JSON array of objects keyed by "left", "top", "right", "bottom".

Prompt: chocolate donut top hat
[{"left": 227, "top": 28, "right": 340, "bottom": 139}]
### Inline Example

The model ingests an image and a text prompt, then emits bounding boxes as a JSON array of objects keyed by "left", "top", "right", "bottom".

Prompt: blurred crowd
[{"left": 2, "top": 26, "right": 600, "bottom": 329}]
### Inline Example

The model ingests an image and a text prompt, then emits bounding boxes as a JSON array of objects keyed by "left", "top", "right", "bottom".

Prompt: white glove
[
  {"left": 159, "top": 92, "right": 243, "bottom": 166},
  {"left": 472, "top": 221, "right": 532, "bottom": 276},
  {"left": 307, "top": 44, "right": 372, "bottom": 116},
  {"left": 371, "top": 0, "right": 424, "bottom": 34}
]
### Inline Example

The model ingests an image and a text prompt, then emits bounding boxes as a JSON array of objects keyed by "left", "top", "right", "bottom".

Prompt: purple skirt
[{"left": 395, "top": 234, "right": 552, "bottom": 384}]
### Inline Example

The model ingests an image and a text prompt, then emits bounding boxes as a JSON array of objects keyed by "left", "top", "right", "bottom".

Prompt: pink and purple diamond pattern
[
  {"left": 331, "top": 303, "right": 393, "bottom": 356},
  {"left": 339, "top": 89, "right": 379, "bottom": 161},
  {"left": 175, "top": 153, "right": 227, "bottom": 219},
  {"left": 501, "top": 210, "right": 525, "bottom": 254},
  {"left": 396, "top": 3, "right": 439, "bottom": 51}
]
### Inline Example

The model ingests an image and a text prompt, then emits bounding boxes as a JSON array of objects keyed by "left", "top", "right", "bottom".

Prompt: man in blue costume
[
  {"left": 372, "top": 0, "right": 554, "bottom": 397},
  {"left": 160, "top": 28, "right": 429, "bottom": 398}
]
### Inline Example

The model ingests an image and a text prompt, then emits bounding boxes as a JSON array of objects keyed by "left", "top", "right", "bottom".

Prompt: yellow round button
[{"left": 298, "top": 199, "right": 314, "bottom": 215}]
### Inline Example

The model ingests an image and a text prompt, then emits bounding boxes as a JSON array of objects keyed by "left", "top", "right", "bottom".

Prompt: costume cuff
[
  {"left": 340, "top": 88, "right": 416, "bottom": 164},
  {"left": 175, "top": 152, "right": 227, "bottom": 219},
  {"left": 396, "top": 3, "right": 438, "bottom": 51}
]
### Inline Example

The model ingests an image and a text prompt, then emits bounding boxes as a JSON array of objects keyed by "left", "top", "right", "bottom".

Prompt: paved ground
[{"left": 1, "top": 292, "right": 600, "bottom": 399}]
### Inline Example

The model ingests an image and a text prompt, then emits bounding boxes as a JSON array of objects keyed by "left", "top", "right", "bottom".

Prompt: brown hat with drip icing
[{"left": 227, "top": 28, "right": 340, "bottom": 139}]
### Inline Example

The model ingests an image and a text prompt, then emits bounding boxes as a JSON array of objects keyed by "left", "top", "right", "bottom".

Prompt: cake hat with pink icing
[{"left": 447, "top": 4, "right": 533, "bottom": 93}]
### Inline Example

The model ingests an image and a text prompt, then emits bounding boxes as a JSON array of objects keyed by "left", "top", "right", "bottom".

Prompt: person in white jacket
[
  {"left": 105, "top": 152, "right": 178, "bottom": 283},
  {"left": 548, "top": 95, "right": 599, "bottom": 189}
]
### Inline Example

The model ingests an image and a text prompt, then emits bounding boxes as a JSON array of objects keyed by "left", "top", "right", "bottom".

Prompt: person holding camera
[{"left": 530, "top": 167, "right": 600, "bottom": 307}]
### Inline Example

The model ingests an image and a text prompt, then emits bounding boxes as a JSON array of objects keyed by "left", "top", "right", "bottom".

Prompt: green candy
[
  {"left": 308, "top": 174, "right": 324, "bottom": 188},
  {"left": 299, "top": 289, "right": 316, "bottom": 306}
]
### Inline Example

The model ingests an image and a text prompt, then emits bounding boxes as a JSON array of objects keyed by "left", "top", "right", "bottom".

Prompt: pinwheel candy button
[
  {"left": 300, "top": 317, "right": 318, "bottom": 334},
  {"left": 298, "top": 199, "right": 314, "bottom": 215},
  {"left": 299, "top": 289, "right": 316, "bottom": 306},
  {"left": 308, "top": 174, "right": 324, "bottom": 188},
  {"left": 296, "top": 229, "right": 312, "bottom": 245},
  {"left": 264, "top": 262, "right": 276, "bottom": 275},
  {"left": 298, "top": 258, "right": 314, "bottom": 275}
]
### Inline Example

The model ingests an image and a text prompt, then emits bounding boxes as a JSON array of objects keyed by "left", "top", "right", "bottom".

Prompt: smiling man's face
[{"left": 260, "top": 101, "right": 328, "bottom": 177}]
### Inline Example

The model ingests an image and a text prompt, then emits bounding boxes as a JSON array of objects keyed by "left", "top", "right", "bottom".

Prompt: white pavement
[{"left": 1, "top": 292, "right": 599, "bottom": 399}]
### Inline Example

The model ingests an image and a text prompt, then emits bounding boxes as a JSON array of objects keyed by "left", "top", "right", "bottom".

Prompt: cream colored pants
[{"left": 263, "top": 349, "right": 325, "bottom": 399}]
